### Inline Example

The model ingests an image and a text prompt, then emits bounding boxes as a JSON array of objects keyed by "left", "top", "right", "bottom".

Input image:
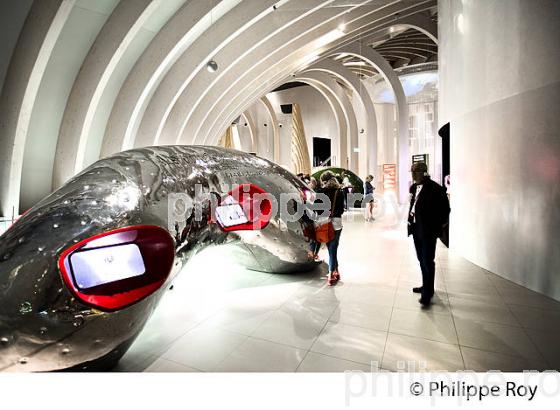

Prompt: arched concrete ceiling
[
  {"left": 53, "top": 0, "right": 164, "bottom": 189},
  {"left": 332, "top": 1, "right": 436, "bottom": 55},
  {"left": 182, "top": 3, "right": 357, "bottom": 147},
  {"left": 0, "top": 0, "right": 437, "bottom": 216},
  {"left": 99, "top": 0, "right": 240, "bottom": 157},
  {"left": 197, "top": 1, "right": 430, "bottom": 150},
  {"left": 328, "top": 42, "right": 410, "bottom": 203},
  {"left": 295, "top": 71, "right": 359, "bottom": 172},
  {"left": 134, "top": 0, "right": 277, "bottom": 149},
  {"left": 295, "top": 74, "right": 349, "bottom": 168},
  {"left": 304, "top": 59, "right": 378, "bottom": 177},
  {"left": 0, "top": 0, "right": 73, "bottom": 217},
  {"left": 158, "top": 0, "right": 416, "bottom": 146},
  {"left": 258, "top": 96, "right": 281, "bottom": 163},
  {"left": 240, "top": 110, "right": 257, "bottom": 153}
]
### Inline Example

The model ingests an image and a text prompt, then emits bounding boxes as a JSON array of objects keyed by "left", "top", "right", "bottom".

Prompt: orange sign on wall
[{"left": 383, "top": 164, "right": 397, "bottom": 192}]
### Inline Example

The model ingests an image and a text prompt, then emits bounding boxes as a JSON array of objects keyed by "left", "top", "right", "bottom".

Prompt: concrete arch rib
[
  {"left": 134, "top": 0, "right": 278, "bottom": 150},
  {"left": 240, "top": 110, "right": 257, "bottom": 153},
  {"left": 202, "top": 42, "right": 336, "bottom": 154},
  {"left": 52, "top": 0, "right": 161, "bottom": 190},
  {"left": 359, "top": 13, "right": 438, "bottom": 47},
  {"left": 99, "top": 0, "right": 241, "bottom": 157},
  {"left": 165, "top": 1, "right": 337, "bottom": 148},
  {"left": 294, "top": 71, "right": 359, "bottom": 172},
  {"left": 195, "top": 2, "right": 421, "bottom": 155},
  {"left": 291, "top": 76, "right": 348, "bottom": 170},
  {"left": 399, "top": 13, "right": 438, "bottom": 45},
  {"left": 304, "top": 59, "right": 378, "bottom": 178},
  {"left": 330, "top": 42, "right": 409, "bottom": 203},
  {"left": 0, "top": 0, "right": 74, "bottom": 217},
  {"left": 194, "top": 1, "right": 395, "bottom": 153},
  {"left": 259, "top": 96, "right": 280, "bottom": 163},
  {"left": 187, "top": 6, "right": 353, "bottom": 148}
]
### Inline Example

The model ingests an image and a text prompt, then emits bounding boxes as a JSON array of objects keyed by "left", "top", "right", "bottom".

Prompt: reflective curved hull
[{"left": 0, "top": 146, "right": 315, "bottom": 371}]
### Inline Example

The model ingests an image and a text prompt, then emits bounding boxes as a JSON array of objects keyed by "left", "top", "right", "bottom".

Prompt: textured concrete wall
[
  {"left": 0, "top": 0, "right": 33, "bottom": 96},
  {"left": 439, "top": 0, "right": 560, "bottom": 300}
]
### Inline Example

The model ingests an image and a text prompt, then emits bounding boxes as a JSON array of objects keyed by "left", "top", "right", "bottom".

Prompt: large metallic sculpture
[{"left": 0, "top": 146, "right": 315, "bottom": 371}]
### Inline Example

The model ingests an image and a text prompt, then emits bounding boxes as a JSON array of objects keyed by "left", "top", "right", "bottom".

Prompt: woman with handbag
[{"left": 311, "top": 171, "right": 345, "bottom": 285}]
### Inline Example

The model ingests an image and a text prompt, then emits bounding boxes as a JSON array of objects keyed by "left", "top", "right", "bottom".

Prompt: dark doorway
[
  {"left": 280, "top": 104, "right": 293, "bottom": 114},
  {"left": 313, "top": 137, "right": 331, "bottom": 167},
  {"left": 438, "top": 122, "right": 450, "bottom": 248},
  {"left": 439, "top": 123, "right": 450, "bottom": 183}
]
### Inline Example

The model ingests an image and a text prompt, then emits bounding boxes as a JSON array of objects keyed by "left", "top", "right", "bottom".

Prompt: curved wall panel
[{"left": 439, "top": 0, "right": 560, "bottom": 301}]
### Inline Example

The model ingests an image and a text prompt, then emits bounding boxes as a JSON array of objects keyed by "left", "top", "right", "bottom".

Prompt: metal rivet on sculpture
[{"left": 0, "top": 146, "right": 316, "bottom": 372}]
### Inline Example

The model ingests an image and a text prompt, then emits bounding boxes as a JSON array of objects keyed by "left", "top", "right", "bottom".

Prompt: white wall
[
  {"left": 267, "top": 85, "right": 338, "bottom": 169},
  {"left": 374, "top": 103, "right": 397, "bottom": 170},
  {"left": 234, "top": 122, "right": 252, "bottom": 152},
  {"left": 440, "top": 0, "right": 560, "bottom": 300},
  {"left": 248, "top": 101, "right": 275, "bottom": 161}
]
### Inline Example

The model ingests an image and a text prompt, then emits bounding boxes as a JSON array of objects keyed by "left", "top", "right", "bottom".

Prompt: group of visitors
[{"left": 300, "top": 163, "right": 450, "bottom": 307}]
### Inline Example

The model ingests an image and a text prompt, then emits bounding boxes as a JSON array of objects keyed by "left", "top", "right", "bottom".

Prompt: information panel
[
  {"left": 383, "top": 164, "right": 397, "bottom": 192},
  {"left": 412, "top": 153, "right": 429, "bottom": 168}
]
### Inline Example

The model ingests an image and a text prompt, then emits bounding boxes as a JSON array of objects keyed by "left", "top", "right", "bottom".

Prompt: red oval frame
[
  {"left": 218, "top": 184, "right": 273, "bottom": 231},
  {"left": 58, "top": 225, "right": 175, "bottom": 311}
]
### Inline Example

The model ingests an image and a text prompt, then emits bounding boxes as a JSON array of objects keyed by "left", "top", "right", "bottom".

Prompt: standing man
[{"left": 408, "top": 162, "right": 450, "bottom": 306}]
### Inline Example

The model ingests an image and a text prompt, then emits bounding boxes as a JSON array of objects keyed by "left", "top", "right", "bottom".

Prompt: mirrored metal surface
[{"left": 0, "top": 146, "right": 315, "bottom": 371}]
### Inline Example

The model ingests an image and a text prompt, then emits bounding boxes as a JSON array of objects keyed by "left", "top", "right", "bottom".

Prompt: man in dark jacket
[{"left": 408, "top": 162, "right": 450, "bottom": 306}]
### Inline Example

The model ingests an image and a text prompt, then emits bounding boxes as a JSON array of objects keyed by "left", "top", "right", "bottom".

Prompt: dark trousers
[
  {"left": 342, "top": 188, "right": 349, "bottom": 210},
  {"left": 412, "top": 224, "right": 437, "bottom": 299}
]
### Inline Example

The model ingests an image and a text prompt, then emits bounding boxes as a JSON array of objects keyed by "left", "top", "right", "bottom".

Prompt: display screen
[
  {"left": 215, "top": 203, "right": 249, "bottom": 227},
  {"left": 69, "top": 243, "right": 146, "bottom": 289}
]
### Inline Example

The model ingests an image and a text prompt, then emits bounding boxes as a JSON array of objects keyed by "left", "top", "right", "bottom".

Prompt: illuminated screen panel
[
  {"left": 69, "top": 243, "right": 146, "bottom": 290},
  {"left": 215, "top": 203, "right": 249, "bottom": 227}
]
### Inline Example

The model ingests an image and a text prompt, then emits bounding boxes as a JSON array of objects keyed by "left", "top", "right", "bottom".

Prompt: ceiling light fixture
[{"left": 207, "top": 60, "right": 218, "bottom": 73}]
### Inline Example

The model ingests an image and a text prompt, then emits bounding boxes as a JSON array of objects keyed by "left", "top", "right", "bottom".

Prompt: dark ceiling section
[
  {"left": 340, "top": 10, "right": 438, "bottom": 78},
  {"left": 276, "top": 6, "right": 439, "bottom": 86},
  {"left": 272, "top": 81, "right": 309, "bottom": 92},
  {"left": 374, "top": 29, "right": 437, "bottom": 68}
]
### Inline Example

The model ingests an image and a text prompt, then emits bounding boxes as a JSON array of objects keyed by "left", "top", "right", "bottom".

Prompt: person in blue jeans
[{"left": 308, "top": 171, "right": 345, "bottom": 285}]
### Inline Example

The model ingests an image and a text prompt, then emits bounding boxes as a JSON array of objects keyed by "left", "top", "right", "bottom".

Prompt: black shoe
[
  {"left": 412, "top": 286, "right": 423, "bottom": 294},
  {"left": 418, "top": 297, "right": 432, "bottom": 307}
]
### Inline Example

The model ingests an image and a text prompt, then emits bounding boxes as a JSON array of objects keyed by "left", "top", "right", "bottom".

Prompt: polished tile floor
[{"left": 115, "top": 210, "right": 560, "bottom": 372}]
